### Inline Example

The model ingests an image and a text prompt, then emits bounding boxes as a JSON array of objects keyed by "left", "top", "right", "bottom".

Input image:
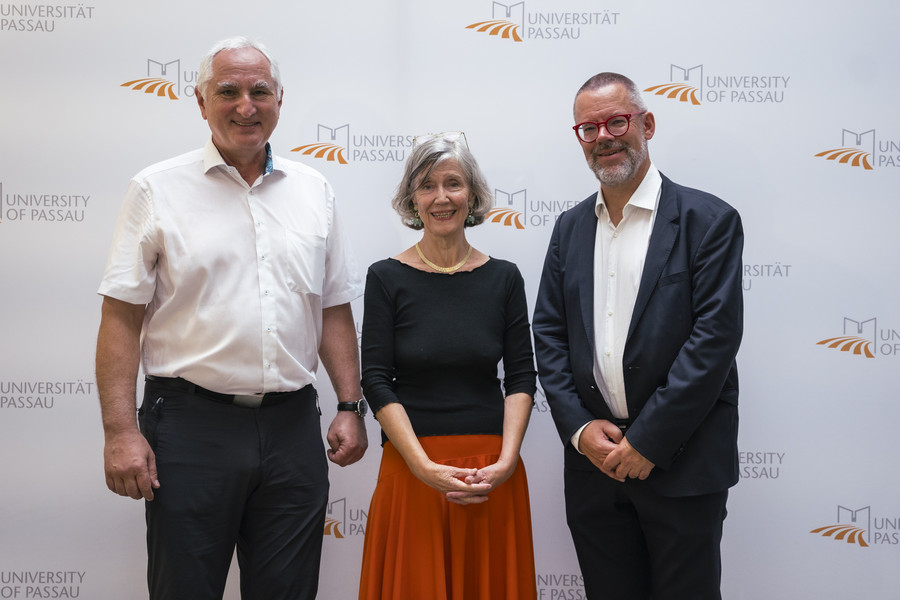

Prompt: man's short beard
[{"left": 589, "top": 137, "right": 648, "bottom": 187}]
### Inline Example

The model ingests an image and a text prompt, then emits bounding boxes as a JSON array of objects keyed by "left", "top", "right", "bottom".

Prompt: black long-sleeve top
[{"left": 361, "top": 258, "right": 537, "bottom": 444}]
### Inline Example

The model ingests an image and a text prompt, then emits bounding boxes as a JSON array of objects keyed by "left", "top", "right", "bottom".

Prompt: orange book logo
[
  {"left": 466, "top": 2, "right": 524, "bottom": 42},
  {"left": 645, "top": 65, "right": 702, "bottom": 106},
  {"left": 816, "top": 318, "right": 875, "bottom": 359},
  {"left": 486, "top": 189, "right": 526, "bottom": 229},
  {"left": 811, "top": 506, "right": 870, "bottom": 548},
  {"left": 292, "top": 124, "right": 349, "bottom": 165},
  {"left": 815, "top": 129, "right": 874, "bottom": 170},
  {"left": 324, "top": 498, "right": 346, "bottom": 538},
  {"left": 120, "top": 59, "right": 182, "bottom": 100}
]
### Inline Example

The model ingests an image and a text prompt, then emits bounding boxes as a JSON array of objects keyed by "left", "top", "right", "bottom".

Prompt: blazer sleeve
[
  {"left": 626, "top": 203, "right": 744, "bottom": 471},
  {"left": 533, "top": 213, "right": 597, "bottom": 446}
]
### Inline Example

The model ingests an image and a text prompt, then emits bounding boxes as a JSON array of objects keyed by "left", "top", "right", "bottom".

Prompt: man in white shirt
[
  {"left": 96, "top": 36, "right": 367, "bottom": 600},
  {"left": 533, "top": 72, "right": 744, "bottom": 599}
]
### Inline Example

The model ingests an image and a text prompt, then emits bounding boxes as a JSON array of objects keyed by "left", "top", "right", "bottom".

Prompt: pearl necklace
[{"left": 415, "top": 243, "right": 472, "bottom": 274}]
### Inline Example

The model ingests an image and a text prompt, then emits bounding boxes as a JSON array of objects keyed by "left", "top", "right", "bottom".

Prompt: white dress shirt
[
  {"left": 572, "top": 164, "right": 661, "bottom": 450},
  {"left": 98, "top": 138, "right": 363, "bottom": 395}
]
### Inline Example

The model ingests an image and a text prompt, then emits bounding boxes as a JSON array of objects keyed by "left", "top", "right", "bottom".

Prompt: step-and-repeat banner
[{"left": 2, "top": 1, "right": 898, "bottom": 598}]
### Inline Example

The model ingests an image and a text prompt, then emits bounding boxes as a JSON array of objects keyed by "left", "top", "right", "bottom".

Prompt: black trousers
[
  {"left": 565, "top": 467, "right": 728, "bottom": 600},
  {"left": 139, "top": 379, "right": 328, "bottom": 600}
]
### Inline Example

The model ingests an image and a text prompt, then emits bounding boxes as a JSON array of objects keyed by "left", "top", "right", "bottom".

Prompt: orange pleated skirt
[{"left": 358, "top": 435, "right": 537, "bottom": 600}]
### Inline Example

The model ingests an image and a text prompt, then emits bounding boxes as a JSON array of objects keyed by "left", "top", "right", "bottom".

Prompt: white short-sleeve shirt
[{"left": 98, "top": 138, "right": 364, "bottom": 395}]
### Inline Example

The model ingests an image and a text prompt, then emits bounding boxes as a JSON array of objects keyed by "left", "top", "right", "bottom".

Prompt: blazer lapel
[
  {"left": 574, "top": 193, "right": 599, "bottom": 351},
  {"left": 628, "top": 176, "right": 679, "bottom": 341}
]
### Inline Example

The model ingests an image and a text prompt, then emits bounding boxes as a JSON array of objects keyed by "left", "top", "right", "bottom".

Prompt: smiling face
[
  {"left": 574, "top": 83, "right": 654, "bottom": 189},
  {"left": 196, "top": 46, "right": 282, "bottom": 168},
  {"left": 412, "top": 158, "right": 472, "bottom": 239}
]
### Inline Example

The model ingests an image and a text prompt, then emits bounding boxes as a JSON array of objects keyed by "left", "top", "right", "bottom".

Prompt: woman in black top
[{"left": 357, "top": 133, "right": 538, "bottom": 600}]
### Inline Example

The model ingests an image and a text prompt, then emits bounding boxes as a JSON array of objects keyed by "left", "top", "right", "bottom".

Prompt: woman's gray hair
[
  {"left": 392, "top": 136, "right": 494, "bottom": 230},
  {"left": 196, "top": 36, "right": 282, "bottom": 99}
]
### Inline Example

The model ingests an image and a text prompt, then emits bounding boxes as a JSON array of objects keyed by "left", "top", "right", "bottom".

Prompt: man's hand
[
  {"left": 326, "top": 411, "right": 368, "bottom": 466},
  {"left": 578, "top": 419, "right": 624, "bottom": 476},
  {"left": 603, "top": 437, "right": 655, "bottom": 482},
  {"left": 104, "top": 429, "right": 159, "bottom": 501},
  {"left": 579, "top": 420, "right": 654, "bottom": 482}
]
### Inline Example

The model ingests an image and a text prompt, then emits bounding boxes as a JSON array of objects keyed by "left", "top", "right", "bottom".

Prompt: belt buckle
[{"left": 232, "top": 394, "right": 264, "bottom": 408}]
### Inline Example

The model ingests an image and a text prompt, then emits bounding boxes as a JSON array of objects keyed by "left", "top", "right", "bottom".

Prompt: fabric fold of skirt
[{"left": 358, "top": 434, "right": 537, "bottom": 600}]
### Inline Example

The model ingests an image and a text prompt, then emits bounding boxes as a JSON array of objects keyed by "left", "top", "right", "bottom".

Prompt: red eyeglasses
[{"left": 573, "top": 112, "right": 646, "bottom": 143}]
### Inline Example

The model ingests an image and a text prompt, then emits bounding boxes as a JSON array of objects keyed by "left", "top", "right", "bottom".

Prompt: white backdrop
[{"left": 2, "top": 1, "right": 899, "bottom": 598}]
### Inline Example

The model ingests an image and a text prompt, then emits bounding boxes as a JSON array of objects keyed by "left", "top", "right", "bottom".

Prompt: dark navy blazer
[{"left": 533, "top": 173, "right": 743, "bottom": 497}]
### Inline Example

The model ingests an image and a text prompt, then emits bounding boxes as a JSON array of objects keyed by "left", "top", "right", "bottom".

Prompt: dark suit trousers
[
  {"left": 138, "top": 379, "right": 329, "bottom": 600},
  {"left": 565, "top": 466, "right": 727, "bottom": 600}
]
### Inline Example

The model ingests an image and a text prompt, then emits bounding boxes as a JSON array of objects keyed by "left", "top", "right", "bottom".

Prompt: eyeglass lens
[{"left": 576, "top": 115, "right": 631, "bottom": 142}]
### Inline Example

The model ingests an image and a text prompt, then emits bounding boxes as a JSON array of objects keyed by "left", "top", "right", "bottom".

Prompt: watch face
[{"left": 357, "top": 399, "right": 369, "bottom": 418}]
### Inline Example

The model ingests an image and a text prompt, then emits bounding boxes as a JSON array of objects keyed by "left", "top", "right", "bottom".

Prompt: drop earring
[
  {"left": 465, "top": 206, "right": 475, "bottom": 226},
  {"left": 412, "top": 207, "right": 423, "bottom": 228}
]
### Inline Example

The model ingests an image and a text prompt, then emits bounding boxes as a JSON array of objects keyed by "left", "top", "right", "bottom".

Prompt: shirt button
[{"left": 609, "top": 271, "right": 616, "bottom": 278}]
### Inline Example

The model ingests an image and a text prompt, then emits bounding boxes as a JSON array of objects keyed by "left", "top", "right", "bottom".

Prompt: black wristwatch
[{"left": 337, "top": 398, "right": 368, "bottom": 418}]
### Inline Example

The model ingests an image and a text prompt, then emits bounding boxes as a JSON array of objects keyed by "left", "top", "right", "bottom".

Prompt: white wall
[{"left": 2, "top": 1, "right": 899, "bottom": 598}]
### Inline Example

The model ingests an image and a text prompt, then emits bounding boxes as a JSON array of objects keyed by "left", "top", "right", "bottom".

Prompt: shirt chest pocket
[{"left": 283, "top": 229, "right": 326, "bottom": 297}]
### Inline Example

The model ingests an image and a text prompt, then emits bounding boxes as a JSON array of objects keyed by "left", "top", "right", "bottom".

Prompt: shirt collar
[
  {"left": 594, "top": 163, "right": 662, "bottom": 219},
  {"left": 202, "top": 138, "right": 279, "bottom": 176}
]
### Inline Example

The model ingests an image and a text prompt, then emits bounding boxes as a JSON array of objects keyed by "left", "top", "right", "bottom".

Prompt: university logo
[
  {"left": 742, "top": 261, "right": 792, "bottom": 292},
  {"left": 815, "top": 128, "right": 875, "bottom": 170},
  {"left": 645, "top": 64, "right": 702, "bottom": 105},
  {"left": 323, "top": 497, "right": 367, "bottom": 539},
  {"left": 0, "top": 379, "right": 95, "bottom": 410},
  {"left": 323, "top": 497, "right": 347, "bottom": 538},
  {"left": 739, "top": 451, "right": 785, "bottom": 480},
  {"left": 0, "top": 181, "right": 91, "bottom": 224},
  {"left": 486, "top": 189, "right": 526, "bottom": 229},
  {"left": 817, "top": 316, "right": 900, "bottom": 358},
  {"left": 292, "top": 124, "right": 411, "bottom": 164},
  {"left": 484, "top": 187, "right": 579, "bottom": 229},
  {"left": 292, "top": 124, "right": 349, "bottom": 165},
  {"left": 0, "top": 4, "right": 96, "bottom": 32},
  {"left": 120, "top": 58, "right": 199, "bottom": 100},
  {"left": 645, "top": 64, "right": 790, "bottom": 105},
  {"left": 465, "top": 1, "right": 620, "bottom": 43},
  {"left": 811, "top": 506, "right": 870, "bottom": 548},
  {"left": 537, "top": 572, "right": 584, "bottom": 596},
  {"left": 816, "top": 317, "right": 875, "bottom": 359},
  {"left": 466, "top": 1, "right": 525, "bottom": 42}
]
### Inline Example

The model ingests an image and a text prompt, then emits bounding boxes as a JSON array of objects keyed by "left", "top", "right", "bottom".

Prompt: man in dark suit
[{"left": 533, "top": 72, "right": 743, "bottom": 600}]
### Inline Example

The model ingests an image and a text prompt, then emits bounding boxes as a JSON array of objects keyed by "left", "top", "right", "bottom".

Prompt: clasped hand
[
  {"left": 416, "top": 460, "right": 517, "bottom": 506},
  {"left": 579, "top": 420, "right": 654, "bottom": 482}
]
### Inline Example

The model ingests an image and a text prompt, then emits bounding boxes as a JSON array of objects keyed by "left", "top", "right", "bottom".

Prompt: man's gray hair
[
  {"left": 574, "top": 72, "right": 647, "bottom": 116},
  {"left": 196, "top": 36, "right": 282, "bottom": 99},
  {"left": 392, "top": 136, "right": 494, "bottom": 230}
]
